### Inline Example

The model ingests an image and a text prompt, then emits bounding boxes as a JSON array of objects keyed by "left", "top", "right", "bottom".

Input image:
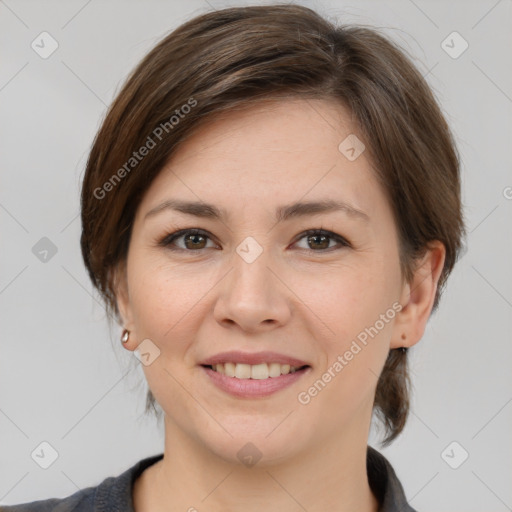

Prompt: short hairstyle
[{"left": 80, "top": 4, "right": 466, "bottom": 445}]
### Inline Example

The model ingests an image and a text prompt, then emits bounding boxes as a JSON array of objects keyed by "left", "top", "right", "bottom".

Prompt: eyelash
[{"left": 158, "top": 228, "right": 351, "bottom": 254}]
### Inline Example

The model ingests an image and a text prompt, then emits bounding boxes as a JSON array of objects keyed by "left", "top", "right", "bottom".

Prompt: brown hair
[{"left": 80, "top": 4, "right": 465, "bottom": 445}]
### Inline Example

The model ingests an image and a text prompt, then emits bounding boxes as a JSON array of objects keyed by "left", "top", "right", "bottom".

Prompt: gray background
[{"left": 1, "top": 0, "right": 511, "bottom": 510}]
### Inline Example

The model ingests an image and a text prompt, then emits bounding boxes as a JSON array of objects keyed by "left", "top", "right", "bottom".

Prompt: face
[{"left": 116, "top": 98, "right": 408, "bottom": 465}]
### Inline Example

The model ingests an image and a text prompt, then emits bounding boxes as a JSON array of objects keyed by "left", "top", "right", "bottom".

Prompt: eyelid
[
  {"left": 293, "top": 228, "right": 351, "bottom": 250},
  {"left": 159, "top": 228, "right": 218, "bottom": 250},
  {"left": 159, "top": 227, "right": 351, "bottom": 252}
]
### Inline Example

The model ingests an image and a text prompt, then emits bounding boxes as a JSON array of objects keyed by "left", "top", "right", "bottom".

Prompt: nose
[{"left": 213, "top": 247, "right": 292, "bottom": 334}]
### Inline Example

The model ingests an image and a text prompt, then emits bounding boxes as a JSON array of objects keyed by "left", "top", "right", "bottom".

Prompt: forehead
[
  {"left": 174, "top": 97, "right": 356, "bottom": 160},
  {"left": 137, "top": 98, "right": 385, "bottom": 222}
]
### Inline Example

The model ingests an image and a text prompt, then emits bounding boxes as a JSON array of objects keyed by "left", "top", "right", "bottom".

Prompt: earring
[
  {"left": 399, "top": 334, "right": 407, "bottom": 353},
  {"left": 121, "top": 329, "right": 130, "bottom": 344}
]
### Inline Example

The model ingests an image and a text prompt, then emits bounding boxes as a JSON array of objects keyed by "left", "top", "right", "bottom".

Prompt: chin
[{"left": 195, "top": 416, "right": 311, "bottom": 468}]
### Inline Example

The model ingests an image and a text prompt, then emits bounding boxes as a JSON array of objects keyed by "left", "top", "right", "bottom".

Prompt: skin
[{"left": 115, "top": 98, "right": 445, "bottom": 512}]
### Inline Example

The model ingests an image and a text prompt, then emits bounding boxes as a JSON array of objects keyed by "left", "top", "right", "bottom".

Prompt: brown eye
[
  {"left": 183, "top": 232, "right": 207, "bottom": 249},
  {"left": 160, "top": 228, "right": 350, "bottom": 253},
  {"left": 307, "top": 234, "right": 330, "bottom": 250},
  {"left": 294, "top": 229, "right": 350, "bottom": 252},
  {"left": 160, "top": 229, "right": 216, "bottom": 251}
]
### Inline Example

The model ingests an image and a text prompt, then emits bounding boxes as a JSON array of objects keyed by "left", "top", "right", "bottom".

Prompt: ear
[
  {"left": 112, "top": 261, "right": 136, "bottom": 337},
  {"left": 390, "top": 241, "right": 446, "bottom": 349}
]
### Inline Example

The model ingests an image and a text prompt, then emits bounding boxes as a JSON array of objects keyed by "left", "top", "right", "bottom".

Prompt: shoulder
[
  {"left": 1, "top": 453, "right": 164, "bottom": 512},
  {"left": 367, "top": 445, "right": 419, "bottom": 512},
  {"left": 0, "top": 486, "right": 95, "bottom": 511}
]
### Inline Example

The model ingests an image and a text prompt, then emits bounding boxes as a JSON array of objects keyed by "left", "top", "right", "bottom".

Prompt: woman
[{"left": 3, "top": 4, "right": 465, "bottom": 511}]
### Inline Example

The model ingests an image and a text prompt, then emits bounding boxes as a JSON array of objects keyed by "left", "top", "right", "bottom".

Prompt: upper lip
[{"left": 199, "top": 351, "right": 310, "bottom": 367}]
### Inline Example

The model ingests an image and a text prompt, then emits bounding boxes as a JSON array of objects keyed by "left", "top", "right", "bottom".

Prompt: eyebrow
[{"left": 144, "top": 199, "right": 369, "bottom": 223}]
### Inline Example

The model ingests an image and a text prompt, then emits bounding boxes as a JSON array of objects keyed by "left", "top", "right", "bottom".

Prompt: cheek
[
  {"left": 291, "top": 259, "right": 393, "bottom": 341},
  {"left": 132, "top": 244, "right": 192, "bottom": 299},
  {"left": 296, "top": 250, "right": 400, "bottom": 387},
  {"left": 297, "top": 282, "right": 397, "bottom": 427},
  {"left": 127, "top": 255, "right": 209, "bottom": 345}
]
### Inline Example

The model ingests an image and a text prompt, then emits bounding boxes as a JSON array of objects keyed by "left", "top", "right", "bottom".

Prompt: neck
[{"left": 135, "top": 416, "right": 380, "bottom": 512}]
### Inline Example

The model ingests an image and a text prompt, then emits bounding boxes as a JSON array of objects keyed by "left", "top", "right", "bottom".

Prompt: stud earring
[
  {"left": 399, "top": 334, "right": 407, "bottom": 353},
  {"left": 121, "top": 329, "right": 130, "bottom": 344}
]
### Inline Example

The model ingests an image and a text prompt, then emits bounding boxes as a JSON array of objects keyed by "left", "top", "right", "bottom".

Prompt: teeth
[
  {"left": 224, "top": 362, "right": 236, "bottom": 377},
  {"left": 268, "top": 363, "right": 281, "bottom": 378},
  {"left": 209, "top": 362, "right": 302, "bottom": 379},
  {"left": 235, "top": 363, "right": 251, "bottom": 379}
]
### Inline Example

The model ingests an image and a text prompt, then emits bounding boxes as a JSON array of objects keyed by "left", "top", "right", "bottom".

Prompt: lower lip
[{"left": 201, "top": 365, "right": 310, "bottom": 398}]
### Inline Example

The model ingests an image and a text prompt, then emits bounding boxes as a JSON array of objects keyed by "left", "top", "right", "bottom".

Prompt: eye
[
  {"left": 159, "top": 229, "right": 351, "bottom": 252},
  {"left": 159, "top": 228, "right": 351, "bottom": 253},
  {"left": 293, "top": 229, "right": 351, "bottom": 252},
  {"left": 159, "top": 229, "right": 217, "bottom": 251}
]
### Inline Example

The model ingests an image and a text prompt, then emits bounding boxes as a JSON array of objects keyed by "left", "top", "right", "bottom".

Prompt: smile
[
  {"left": 201, "top": 364, "right": 311, "bottom": 398},
  {"left": 206, "top": 362, "right": 307, "bottom": 379}
]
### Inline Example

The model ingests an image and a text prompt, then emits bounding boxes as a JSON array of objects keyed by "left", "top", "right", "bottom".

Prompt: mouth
[
  {"left": 198, "top": 351, "right": 311, "bottom": 398},
  {"left": 201, "top": 362, "right": 310, "bottom": 379},
  {"left": 200, "top": 362, "right": 311, "bottom": 398}
]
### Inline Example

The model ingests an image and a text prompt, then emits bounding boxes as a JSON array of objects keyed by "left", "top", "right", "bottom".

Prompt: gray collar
[{"left": 94, "top": 446, "right": 417, "bottom": 512}]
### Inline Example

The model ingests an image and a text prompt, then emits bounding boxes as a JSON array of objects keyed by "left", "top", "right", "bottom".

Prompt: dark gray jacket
[{"left": 1, "top": 446, "right": 417, "bottom": 511}]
